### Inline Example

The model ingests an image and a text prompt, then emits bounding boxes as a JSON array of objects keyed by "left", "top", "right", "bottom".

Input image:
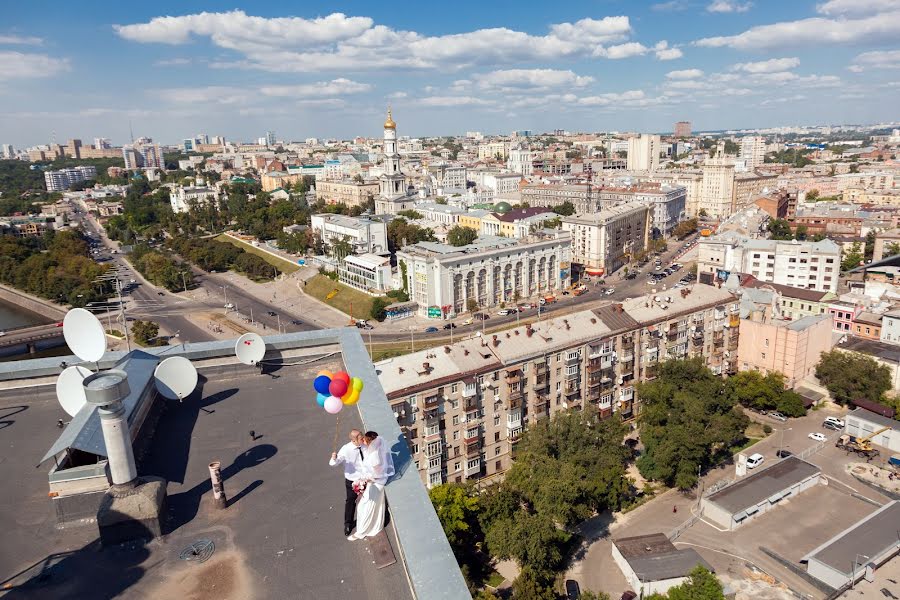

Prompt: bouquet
[{"left": 352, "top": 480, "right": 367, "bottom": 496}]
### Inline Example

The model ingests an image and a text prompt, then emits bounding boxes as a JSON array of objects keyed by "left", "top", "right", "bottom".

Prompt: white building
[
  {"left": 507, "top": 148, "right": 539, "bottom": 176},
  {"left": 626, "top": 134, "right": 660, "bottom": 172},
  {"left": 415, "top": 203, "right": 465, "bottom": 225},
  {"left": 310, "top": 213, "right": 388, "bottom": 255},
  {"left": 739, "top": 136, "right": 766, "bottom": 169},
  {"left": 562, "top": 204, "right": 650, "bottom": 275},
  {"left": 697, "top": 233, "right": 841, "bottom": 293},
  {"left": 1, "top": 144, "right": 14, "bottom": 159},
  {"left": 339, "top": 253, "right": 393, "bottom": 293},
  {"left": 699, "top": 156, "right": 736, "bottom": 218},
  {"left": 169, "top": 186, "right": 218, "bottom": 213},
  {"left": 612, "top": 534, "right": 714, "bottom": 598},
  {"left": 44, "top": 166, "right": 98, "bottom": 192},
  {"left": 396, "top": 231, "right": 572, "bottom": 317},
  {"left": 483, "top": 173, "right": 521, "bottom": 197},
  {"left": 477, "top": 142, "right": 508, "bottom": 160},
  {"left": 123, "top": 142, "right": 163, "bottom": 170}
]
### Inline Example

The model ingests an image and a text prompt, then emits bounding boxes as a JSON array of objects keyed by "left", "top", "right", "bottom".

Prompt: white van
[{"left": 746, "top": 453, "right": 765, "bottom": 469}]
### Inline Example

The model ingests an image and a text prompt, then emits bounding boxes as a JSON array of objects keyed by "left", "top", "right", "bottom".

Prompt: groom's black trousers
[{"left": 344, "top": 478, "right": 356, "bottom": 528}]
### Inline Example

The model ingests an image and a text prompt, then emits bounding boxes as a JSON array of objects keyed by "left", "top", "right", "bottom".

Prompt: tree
[
  {"left": 767, "top": 218, "right": 793, "bottom": 240},
  {"left": 698, "top": 209, "right": 708, "bottom": 217},
  {"left": 865, "top": 230, "right": 876, "bottom": 262},
  {"left": 646, "top": 566, "right": 725, "bottom": 600},
  {"left": 131, "top": 320, "right": 160, "bottom": 346},
  {"left": 579, "top": 592, "right": 611, "bottom": 600},
  {"left": 448, "top": 225, "right": 479, "bottom": 247},
  {"left": 806, "top": 189, "right": 820, "bottom": 201},
  {"left": 330, "top": 236, "right": 353, "bottom": 262},
  {"left": 815, "top": 350, "right": 892, "bottom": 406},
  {"left": 725, "top": 371, "right": 806, "bottom": 417},
  {"left": 637, "top": 359, "right": 749, "bottom": 490},
  {"left": 370, "top": 297, "right": 389, "bottom": 322},
  {"left": 795, "top": 225, "right": 808, "bottom": 241},
  {"left": 885, "top": 242, "right": 900, "bottom": 258},
  {"left": 466, "top": 298, "right": 479, "bottom": 313},
  {"left": 841, "top": 241, "right": 864, "bottom": 272},
  {"left": 552, "top": 201, "right": 575, "bottom": 216},
  {"left": 429, "top": 484, "right": 480, "bottom": 554},
  {"left": 511, "top": 567, "right": 557, "bottom": 600},
  {"left": 397, "top": 209, "right": 423, "bottom": 220},
  {"left": 672, "top": 218, "right": 698, "bottom": 240}
]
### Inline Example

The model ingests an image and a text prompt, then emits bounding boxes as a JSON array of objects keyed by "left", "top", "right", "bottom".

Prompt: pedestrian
[{"left": 673, "top": 505, "right": 677, "bottom": 514}]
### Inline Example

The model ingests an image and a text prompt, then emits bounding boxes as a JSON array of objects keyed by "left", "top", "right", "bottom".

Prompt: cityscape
[{"left": 1, "top": 3, "right": 900, "bottom": 600}]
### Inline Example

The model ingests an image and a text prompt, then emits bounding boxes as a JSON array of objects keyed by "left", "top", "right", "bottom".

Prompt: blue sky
[{"left": 1, "top": 1, "right": 898, "bottom": 147}]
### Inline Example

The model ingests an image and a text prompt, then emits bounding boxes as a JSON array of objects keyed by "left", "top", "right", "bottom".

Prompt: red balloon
[
  {"left": 333, "top": 371, "right": 351, "bottom": 385},
  {"left": 329, "top": 378, "right": 349, "bottom": 397}
]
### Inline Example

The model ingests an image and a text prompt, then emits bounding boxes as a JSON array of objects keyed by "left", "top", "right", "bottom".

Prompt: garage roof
[
  {"left": 803, "top": 501, "right": 900, "bottom": 576},
  {"left": 705, "top": 456, "right": 820, "bottom": 514},
  {"left": 613, "top": 533, "right": 714, "bottom": 582}
]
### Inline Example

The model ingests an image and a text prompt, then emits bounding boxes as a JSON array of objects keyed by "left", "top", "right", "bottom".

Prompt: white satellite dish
[
  {"left": 235, "top": 333, "right": 266, "bottom": 365},
  {"left": 154, "top": 356, "right": 199, "bottom": 400},
  {"left": 63, "top": 308, "right": 107, "bottom": 363},
  {"left": 56, "top": 365, "right": 92, "bottom": 416}
]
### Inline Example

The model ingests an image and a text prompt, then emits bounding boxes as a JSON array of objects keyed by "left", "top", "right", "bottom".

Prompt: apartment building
[
  {"left": 699, "top": 157, "right": 736, "bottom": 218},
  {"left": 521, "top": 183, "right": 599, "bottom": 214},
  {"left": 427, "top": 164, "right": 467, "bottom": 190},
  {"left": 643, "top": 171, "right": 703, "bottom": 217},
  {"left": 480, "top": 207, "right": 558, "bottom": 239},
  {"left": 739, "top": 136, "right": 766, "bottom": 169},
  {"left": 626, "top": 134, "right": 660, "bottom": 172},
  {"left": 314, "top": 179, "right": 380, "bottom": 207},
  {"left": 734, "top": 171, "right": 779, "bottom": 210},
  {"left": 477, "top": 142, "right": 509, "bottom": 160},
  {"left": 507, "top": 148, "right": 540, "bottom": 175},
  {"left": 44, "top": 166, "right": 97, "bottom": 192},
  {"left": 596, "top": 184, "right": 687, "bottom": 236},
  {"left": 674, "top": 121, "right": 691, "bottom": 137},
  {"left": 378, "top": 284, "right": 739, "bottom": 487},
  {"left": 396, "top": 230, "right": 572, "bottom": 317},
  {"left": 697, "top": 233, "right": 840, "bottom": 293},
  {"left": 562, "top": 204, "right": 650, "bottom": 275},
  {"left": 738, "top": 314, "right": 833, "bottom": 388},
  {"left": 310, "top": 213, "right": 388, "bottom": 255},
  {"left": 743, "top": 279, "right": 835, "bottom": 321}
]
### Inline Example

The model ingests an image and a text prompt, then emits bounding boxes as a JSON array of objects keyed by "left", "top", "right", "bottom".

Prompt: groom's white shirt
[{"left": 329, "top": 441, "right": 364, "bottom": 481}]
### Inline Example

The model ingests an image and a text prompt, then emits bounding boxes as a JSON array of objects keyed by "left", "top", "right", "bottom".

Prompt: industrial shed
[
  {"left": 700, "top": 456, "right": 821, "bottom": 530},
  {"left": 803, "top": 501, "right": 900, "bottom": 590},
  {"left": 611, "top": 533, "right": 713, "bottom": 598},
  {"left": 845, "top": 408, "right": 900, "bottom": 453}
]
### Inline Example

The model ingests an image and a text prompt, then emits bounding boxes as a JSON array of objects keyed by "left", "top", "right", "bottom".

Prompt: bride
[{"left": 348, "top": 431, "right": 394, "bottom": 541}]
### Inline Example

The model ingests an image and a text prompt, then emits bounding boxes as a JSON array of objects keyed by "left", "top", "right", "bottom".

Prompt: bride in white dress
[{"left": 348, "top": 431, "right": 394, "bottom": 540}]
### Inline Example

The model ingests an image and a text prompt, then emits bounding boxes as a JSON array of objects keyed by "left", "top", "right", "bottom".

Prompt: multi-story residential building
[
  {"left": 482, "top": 173, "right": 522, "bottom": 198},
  {"left": 699, "top": 156, "right": 736, "bottom": 218},
  {"left": 643, "top": 171, "right": 703, "bottom": 217},
  {"left": 743, "top": 279, "right": 835, "bottom": 321},
  {"left": 477, "top": 142, "right": 509, "bottom": 160},
  {"left": 852, "top": 312, "right": 883, "bottom": 340},
  {"left": 479, "top": 207, "right": 557, "bottom": 239},
  {"left": 507, "top": 148, "right": 540, "bottom": 176},
  {"left": 313, "top": 178, "right": 380, "bottom": 207},
  {"left": 843, "top": 189, "right": 900, "bottom": 206},
  {"left": 1, "top": 143, "right": 14, "bottom": 158},
  {"left": 737, "top": 314, "right": 833, "bottom": 388},
  {"left": 733, "top": 171, "right": 779, "bottom": 210},
  {"left": 562, "top": 204, "right": 650, "bottom": 276},
  {"left": 739, "top": 136, "right": 766, "bottom": 169},
  {"left": 752, "top": 190, "right": 791, "bottom": 219},
  {"left": 169, "top": 186, "right": 218, "bottom": 213},
  {"left": 674, "top": 121, "right": 691, "bottom": 138},
  {"left": 378, "top": 284, "right": 739, "bottom": 487},
  {"left": 595, "top": 184, "right": 686, "bottom": 237},
  {"left": 122, "top": 142, "right": 163, "bottom": 170},
  {"left": 828, "top": 301, "right": 862, "bottom": 334},
  {"left": 43, "top": 166, "right": 98, "bottom": 192},
  {"left": 521, "top": 183, "right": 599, "bottom": 214},
  {"left": 310, "top": 213, "right": 388, "bottom": 255},
  {"left": 415, "top": 202, "right": 465, "bottom": 225},
  {"left": 338, "top": 253, "right": 392, "bottom": 293},
  {"left": 396, "top": 230, "right": 572, "bottom": 318},
  {"left": 262, "top": 171, "right": 309, "bottom": 193},
  {"left": 626, "top": 134, "right": 660, "bottom": 171},
  {"left": 879, "top": 309, "right": 900, "bottom": 345},
  {"left": 427, "top": 164, "right": 467, "bottom": 190},
  {"left": 697, "top": 233, "right": 840, "bottom": 293}
]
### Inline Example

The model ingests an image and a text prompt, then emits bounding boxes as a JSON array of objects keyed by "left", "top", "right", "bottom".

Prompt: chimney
[
  {"left": 398, "top": 367, "right": 404, "bottom": 374},
  {"left": 423, "top": 362, "right": 430, "bottom": 371}
]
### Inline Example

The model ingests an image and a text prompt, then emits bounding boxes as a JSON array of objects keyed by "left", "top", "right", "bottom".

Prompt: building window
[
  {"left": 761, "top": 352, "right": 766, "bottom": 359},
  {"left": 449, "top": 398, "right": 459, "bottom": 410},
  {"left": 494, "top": 414, "right": 500, "bottom": 426},
  {"left": 451, "top": 383, "right": 458, "bottom": 394},
  {"left": 452, "top": 415, "right": 460, "bottom": 426},
  {"left": 495, "top": 446, "right": 501, "bottom": 456},
  {"left": 452, "top": 430, "right": 459, "bottom": 440}
]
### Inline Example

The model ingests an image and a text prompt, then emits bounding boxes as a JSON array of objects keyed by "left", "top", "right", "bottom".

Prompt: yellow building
[
  {"left": 457, "top": 210, "right": 488, "bottom": 231},
  {"left": 315, "top": 179, "right": 380, "bottom": 207},
  {"left": 261, "top": 171, "right": 304, "bottom": 192}
]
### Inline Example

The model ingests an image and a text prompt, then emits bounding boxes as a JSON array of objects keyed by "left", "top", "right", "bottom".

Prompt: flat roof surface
[
  {"left": 848, "top": 407, "right": 899, "bottom": 428},
  {"left": 705, "top": 456, "right": 820, "bottom": 514},
  {"left": 621, "top": 284, "right": 735, "bottom": 325},
  {"left": 837, "top": 336, "right": 900, "bottom": 365},
  {"left": 613, "top": 533, "right": 713, "bottom": 582},
  {"left": 1, "top": 362, "right": 414, "bottom": 599},
  {"left": 803, "top": 501, "right": 900, "bottom": 576}
]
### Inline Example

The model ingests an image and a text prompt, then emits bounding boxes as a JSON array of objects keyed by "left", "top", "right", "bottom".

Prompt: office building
[
  {"left": 43, "top": 166, "right": 97, "bottom": 192},
  {"left": 739, "top": 136, "right": 766, "bottom": 169},
  {"left": 521, "top": 183, "right": 599, "bottom": 214},
  {"left": 477, "top": 142, "right": 508, "bottom": 160},
  {"left": 594, "top": 184, "right": 686, "bottom": 237},
  {"left": 396, "top": 230, "right": 572, "bottom": 317},
  {"left": 310, "top": 213, "right": 388, "bottom": 255},
  {"left": 699, "top": 156, "right": 736, "bottom": 218},
  {"left": 674, "top": 121, "right": 691, "bottom": 138},
  {"left": 626, "top": 134, "right": 660, "bottom": 172},
  {"left": 562, "top": 204, "right": 650, "bottom": 276},
  {"left": 378, "top": 284, "right": 740, "bottom": 487},
  {"left": 315, "top": 179, "right": 380, "bottom": 207},
  {"left": 507, "top": 148, "right": 539, "bottom": 176},
  {"left": 338, "top": 253, "right": 393, "bottom": 293},
  {"left": 266, "top": 131, "right": 276, "bottom": 147},
  {"left": 2, "top": 144, "right": 15, "bottom": 158}
]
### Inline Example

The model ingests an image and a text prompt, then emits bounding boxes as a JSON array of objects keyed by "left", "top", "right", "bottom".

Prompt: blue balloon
[
  {"left": 316, "top": 392, "right": 328, "bottom": 407},
  {"left": 314, "top": 375, "right": 332, "bottom": 395}
]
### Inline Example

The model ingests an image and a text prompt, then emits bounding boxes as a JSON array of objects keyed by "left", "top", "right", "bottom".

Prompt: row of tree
[{"left": 167, "top": 237, "right": 280, "bottom": 281}]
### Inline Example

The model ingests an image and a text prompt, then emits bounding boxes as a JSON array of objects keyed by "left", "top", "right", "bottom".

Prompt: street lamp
[
  {"left": 851, "top": 553, "right": 870, "bottom": 590},
  {"left": 778, "top": 427, "right": 793, "bottom": 456}
]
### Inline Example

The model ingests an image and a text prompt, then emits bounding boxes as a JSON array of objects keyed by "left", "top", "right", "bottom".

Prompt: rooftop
[
  {"left": 785, "top": 314, "right": 831, "bottom": 332},
  {"left": 562, "top": 203, "right": 650, "bottom": 224},
  {"left": 0, "top": 330, "right": 466, "bottom": 600},
  {"left": 803, "top": 501, "right": 900, "bottom": 576},
  {"left": 848, "top": 407, "right": 899, "bottom": 428},
  {"left": 705, "top": 456, "right": 820, "bottom": 514},
  {"left": 490, "top": 207, "right": 556, "bottom": 222},
  {"left": 620, "top": 284, "right": 736, "bottom": 325},
  {"left": 837, "top": 336, "right": 900, "bottom": 365},
  {"left": 613, "top": 533, "right": 714, "bottom": 582}
]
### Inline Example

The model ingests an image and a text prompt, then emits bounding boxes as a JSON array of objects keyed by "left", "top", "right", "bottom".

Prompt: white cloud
[
  {"left": 259, "top": 78, "right": 371, "bottom": 97},
  {"left": 731, "top": 57, "right": 800, "bottom": 73},
  {"left": 548, "top": 17, "right": 632, "bottom": 45},
  {"left": 418, "top": 96, "right": 493, "bottom": 107},
  {"left": 707, "top": 1, "right": 753, "bottom": 13},
  {"left": 595, "top": 42, "right": 648, "bottom": 59},
  {"left": 0, "top": 52, "right": 69, "bottom": 80},
  {"left": 655, "top": 47, "right": 684, "bottom": 60},
  {"left": 695, "top": 10, "right": 900, "bottom": 49},
  {"left": 666, "top": 68, "right": 704, "bottom": 79},
  {"left": 387, "top": 91, "right": 408, "bottom": 99},
  {"left": 576, "top": 89, "right": 656, "bottom": 107},
  {"left": 156, "top": 86, "right": 250, "bottom": 105},
  {"left": 850, "top": 49, "right": 900, "bottom": 71},
  {"left": 760, "top": 94, "right": 806, "bottom": 105},
  {"left": 0, "top": 34, "right": 42, "bottom": 45},
  {"left": 474, "top": 69, "right": 593, "bottom": 90},
  {"left": 817, "top": 0, "right": 898, "bottom": 16}
]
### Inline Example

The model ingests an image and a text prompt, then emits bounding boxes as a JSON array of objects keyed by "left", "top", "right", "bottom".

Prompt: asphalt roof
[
  {"left": 613, "top": 534, "right": 714, "bottom": 582},
  {"left": 705, "top": 456, "right": 821, "bottom": 514},
  {"left": 838, "top": 336, "right": 900, "bottom": 365},
  {"left": 849, "top": 407, "right": 898, "bottom": 427},
  {"left": 803, "top": 501, "right": 900, "bottom": 575}
]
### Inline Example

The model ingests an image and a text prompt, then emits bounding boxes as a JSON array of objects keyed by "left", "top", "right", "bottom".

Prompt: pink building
[
  {"left": 828, "top": 301, "right": 862, "bottom": 333},
  {"left": 737, "top": 314, "right": 834, "bottom": 388}
]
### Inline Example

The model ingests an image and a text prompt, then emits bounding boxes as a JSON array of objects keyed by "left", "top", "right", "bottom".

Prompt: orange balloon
[{"left": 317, "top": 370, "right": 334, "bottom": 379}]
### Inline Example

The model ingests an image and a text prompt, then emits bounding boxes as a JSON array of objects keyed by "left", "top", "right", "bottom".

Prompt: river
[{"left": 0, "top": 297, "right": 71, "bottom": 362}]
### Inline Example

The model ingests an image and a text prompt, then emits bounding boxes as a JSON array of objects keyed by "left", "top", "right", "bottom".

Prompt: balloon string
[{"left": 332, "top": 413, "right": 342, "bottom": 454}]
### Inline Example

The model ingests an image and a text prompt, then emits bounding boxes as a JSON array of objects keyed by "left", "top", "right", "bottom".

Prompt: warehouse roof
[
  {"left": 803, "top": 501, "right": 900, "bottom": 576},
  {"left": 705, "top": 456, "right": 820, "bottom": 514},
  {"left": 614, "top": 533, "right": 714, "bottom": 582}
]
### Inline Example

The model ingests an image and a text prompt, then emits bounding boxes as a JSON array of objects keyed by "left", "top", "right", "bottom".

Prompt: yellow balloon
[
  {"left": 340, "top": 388, "right": 353, "bottom": 404},
  {"left": 351, "top": 377, "right": 364, "bottom": 392},
  {"left": 344, "top": 390, "right": 361, "bottom": 405}
]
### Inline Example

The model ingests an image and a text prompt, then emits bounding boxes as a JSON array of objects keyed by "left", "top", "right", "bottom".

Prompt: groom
[{"left": 329, "top": 429, "right": 365, "bottom": 536}]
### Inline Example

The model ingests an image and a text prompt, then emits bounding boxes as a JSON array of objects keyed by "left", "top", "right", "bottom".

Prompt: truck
[
  {"left": 835, "top": 426, "right": 891, "bottom": 458},
  {"left": 540, "top": 295, "right": 557, "bottom": 305}
]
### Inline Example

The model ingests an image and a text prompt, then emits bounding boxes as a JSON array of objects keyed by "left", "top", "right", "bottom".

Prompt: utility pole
[
  {"left": 115, "top": 279, "right": 130, "bottom": 352},
  {"left": 276, "top": 313, "right": 281, "bottom": 333},
  {"left": 181, "top": 271, "right": 188, "bottom": 293}
]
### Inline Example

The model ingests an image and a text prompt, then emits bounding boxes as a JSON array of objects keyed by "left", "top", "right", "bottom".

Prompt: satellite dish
[
  {"left": 63, "top": 308, "right": 107, "bottom": 362},
  {"left": 154, "top": 356, "right": 198, "bottom": 400},
  {"left": 56, "top": 365, "right": 92, "bottom": 416},
  {"left": 235, "top": 333, "right": 266, "bottom": 365}
]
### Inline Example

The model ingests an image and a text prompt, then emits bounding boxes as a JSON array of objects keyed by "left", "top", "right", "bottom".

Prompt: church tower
[{"left": 380, "top": 107, "right": 405, "bottom": 198}]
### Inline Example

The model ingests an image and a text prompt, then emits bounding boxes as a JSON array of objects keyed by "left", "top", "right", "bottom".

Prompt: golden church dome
[{"left": 384, "top": 107, "right": 396, "bottom": 130}]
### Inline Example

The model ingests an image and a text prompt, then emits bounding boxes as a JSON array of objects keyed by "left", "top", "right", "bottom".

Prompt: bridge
[{"left": 0, "top": 322, "right": 65, "bottom": 352}]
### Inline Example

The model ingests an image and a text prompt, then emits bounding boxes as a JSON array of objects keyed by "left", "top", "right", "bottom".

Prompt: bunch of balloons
[{"left": 313, "top": 370, "right": 364, "bottom": 414}]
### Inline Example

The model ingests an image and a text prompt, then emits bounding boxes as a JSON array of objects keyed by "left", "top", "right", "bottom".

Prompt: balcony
[
  {"left": 426, "top": 460, "right": 443, "bottom": 475},
  {"left": 565, "top": 353, "right": 581, "bottom": 365},
  {"left": 423, "top": 426, "right": 441, "bottom": 442},
  {"left": 462, "top": 382, "right": 477, "bottom": 398},
  {"left": 423, "top": 407, "right": 440, "bottom": 425},
  {"left": 464, "top": 428, "right": 480, "bottom": 444},
  {"left": 506, "top": 389, "right": 524, "bottom": 409},
  {"left": 729, "top": 315, "right": 740, "bottom": 328},
  {"left": 465, "top": 459, "right": 482, "bottom": 477},
  {"left": 422, "top": 392, "right": 440, "bottom": 409},
  {"left": 587, "top": 360, "right": 602, "bottom": 373},
  {"left": 424, "top": 440, "right": 443, "bottom": 458},
  {"left": 533, "top": 376, "right": 550, "bottom": 392},
  {"left": 505, "top": 369, "right": 522, "bottom": 384},
  {"left": 466, "top": 441, "right": 481, "bottom": 457},
  {"left": 620, "top": 352, "right": 633, "bottom": 363},
  {"left": 507, "top": 426, "right": 522, "bottom": 442},
  {"left": 464, "top": 396, "right": 479, "bottom": 412},
  {"left": 534, "top": 362, "right": 549, "bottom": 376}
]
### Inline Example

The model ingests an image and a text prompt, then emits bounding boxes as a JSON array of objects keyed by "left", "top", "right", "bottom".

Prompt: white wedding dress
[{"left": 351, "top": 437, "right": 395, "bottom": 539}]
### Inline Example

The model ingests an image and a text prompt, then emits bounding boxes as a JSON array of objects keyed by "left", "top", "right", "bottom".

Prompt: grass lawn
[
  {"left": 215, "top": 234, "right": 300, "bottom": 274},
  {"left": 731, "top": 437, "right": 763, "bottom": 454},
  {"left": 485, "top": 571, "right": 505, "bottom": 588},
  {"left": 305, "top": 274, "right": 376, "bottom": 320}
]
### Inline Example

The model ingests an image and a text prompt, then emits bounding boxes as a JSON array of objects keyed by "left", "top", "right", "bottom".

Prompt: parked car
[
  {"left": 473, "top": 313, "right": 490, "bottom": 320},
  {"left": 746, "top": 453, "right": 765, "bottom": 469},
  {"left": 808, "top": 432, "right": 827, "bottom": 442},
  {"left": 620, "top": 592, "right": 637, "bottom": 600},
  {"left": 266, "top": 311, "right": 277, "bottom": 317},
  {"left": 497, "top": 309, "right": 511, "bottom": 316},
  {"left": 823, "top": 416, "right": 845, "bottom": 428},
  {"left": 625, "top": 272, "right": 637, "bottom": 280},
  {"left": 158, "top": 291, "right": 165, "bottom": 296},
  {"left": 424, "top": 327, "right": 439, "bottom": 333},
  {"left": 224, "top": 302, "right": 235, "bottom": 309},
  {"left": 769, "top": 411, "right": 788, "bottom": 422},
  {"left": 776, "top": 449, "right": 793, "bottom": 458},
  {"left": 462, "top": 318, "right": 473, "bottom": 325},
  {"left": 823, "top": 420, "right": 842, "bottom": 431},
  {"left": 605, "top": 288, "right": 615, "bottom": 295},
  {"left": 564, "top": 579, "right": 581, "bottom": 600},
  {"left": 291, "top": 319, "right": 303, "bottom": 325},
  {"left": 443, "top": 323, "right": 457, "bottom": 330}
]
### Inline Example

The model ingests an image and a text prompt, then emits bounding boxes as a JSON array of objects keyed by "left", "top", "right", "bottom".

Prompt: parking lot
[{"left": 570, "top": 405, "right": 896, "bottom": 599}]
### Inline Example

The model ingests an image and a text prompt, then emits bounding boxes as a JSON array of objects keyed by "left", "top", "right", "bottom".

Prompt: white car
[
  {"left": 746, "top": 453, "right": 765, "bottom": 469},
  {"left": 605, "top": 288, "right": 615, "bottom": 295},
  {"left": 808, "top": 432, "right": 826, "bottom": 442}
]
